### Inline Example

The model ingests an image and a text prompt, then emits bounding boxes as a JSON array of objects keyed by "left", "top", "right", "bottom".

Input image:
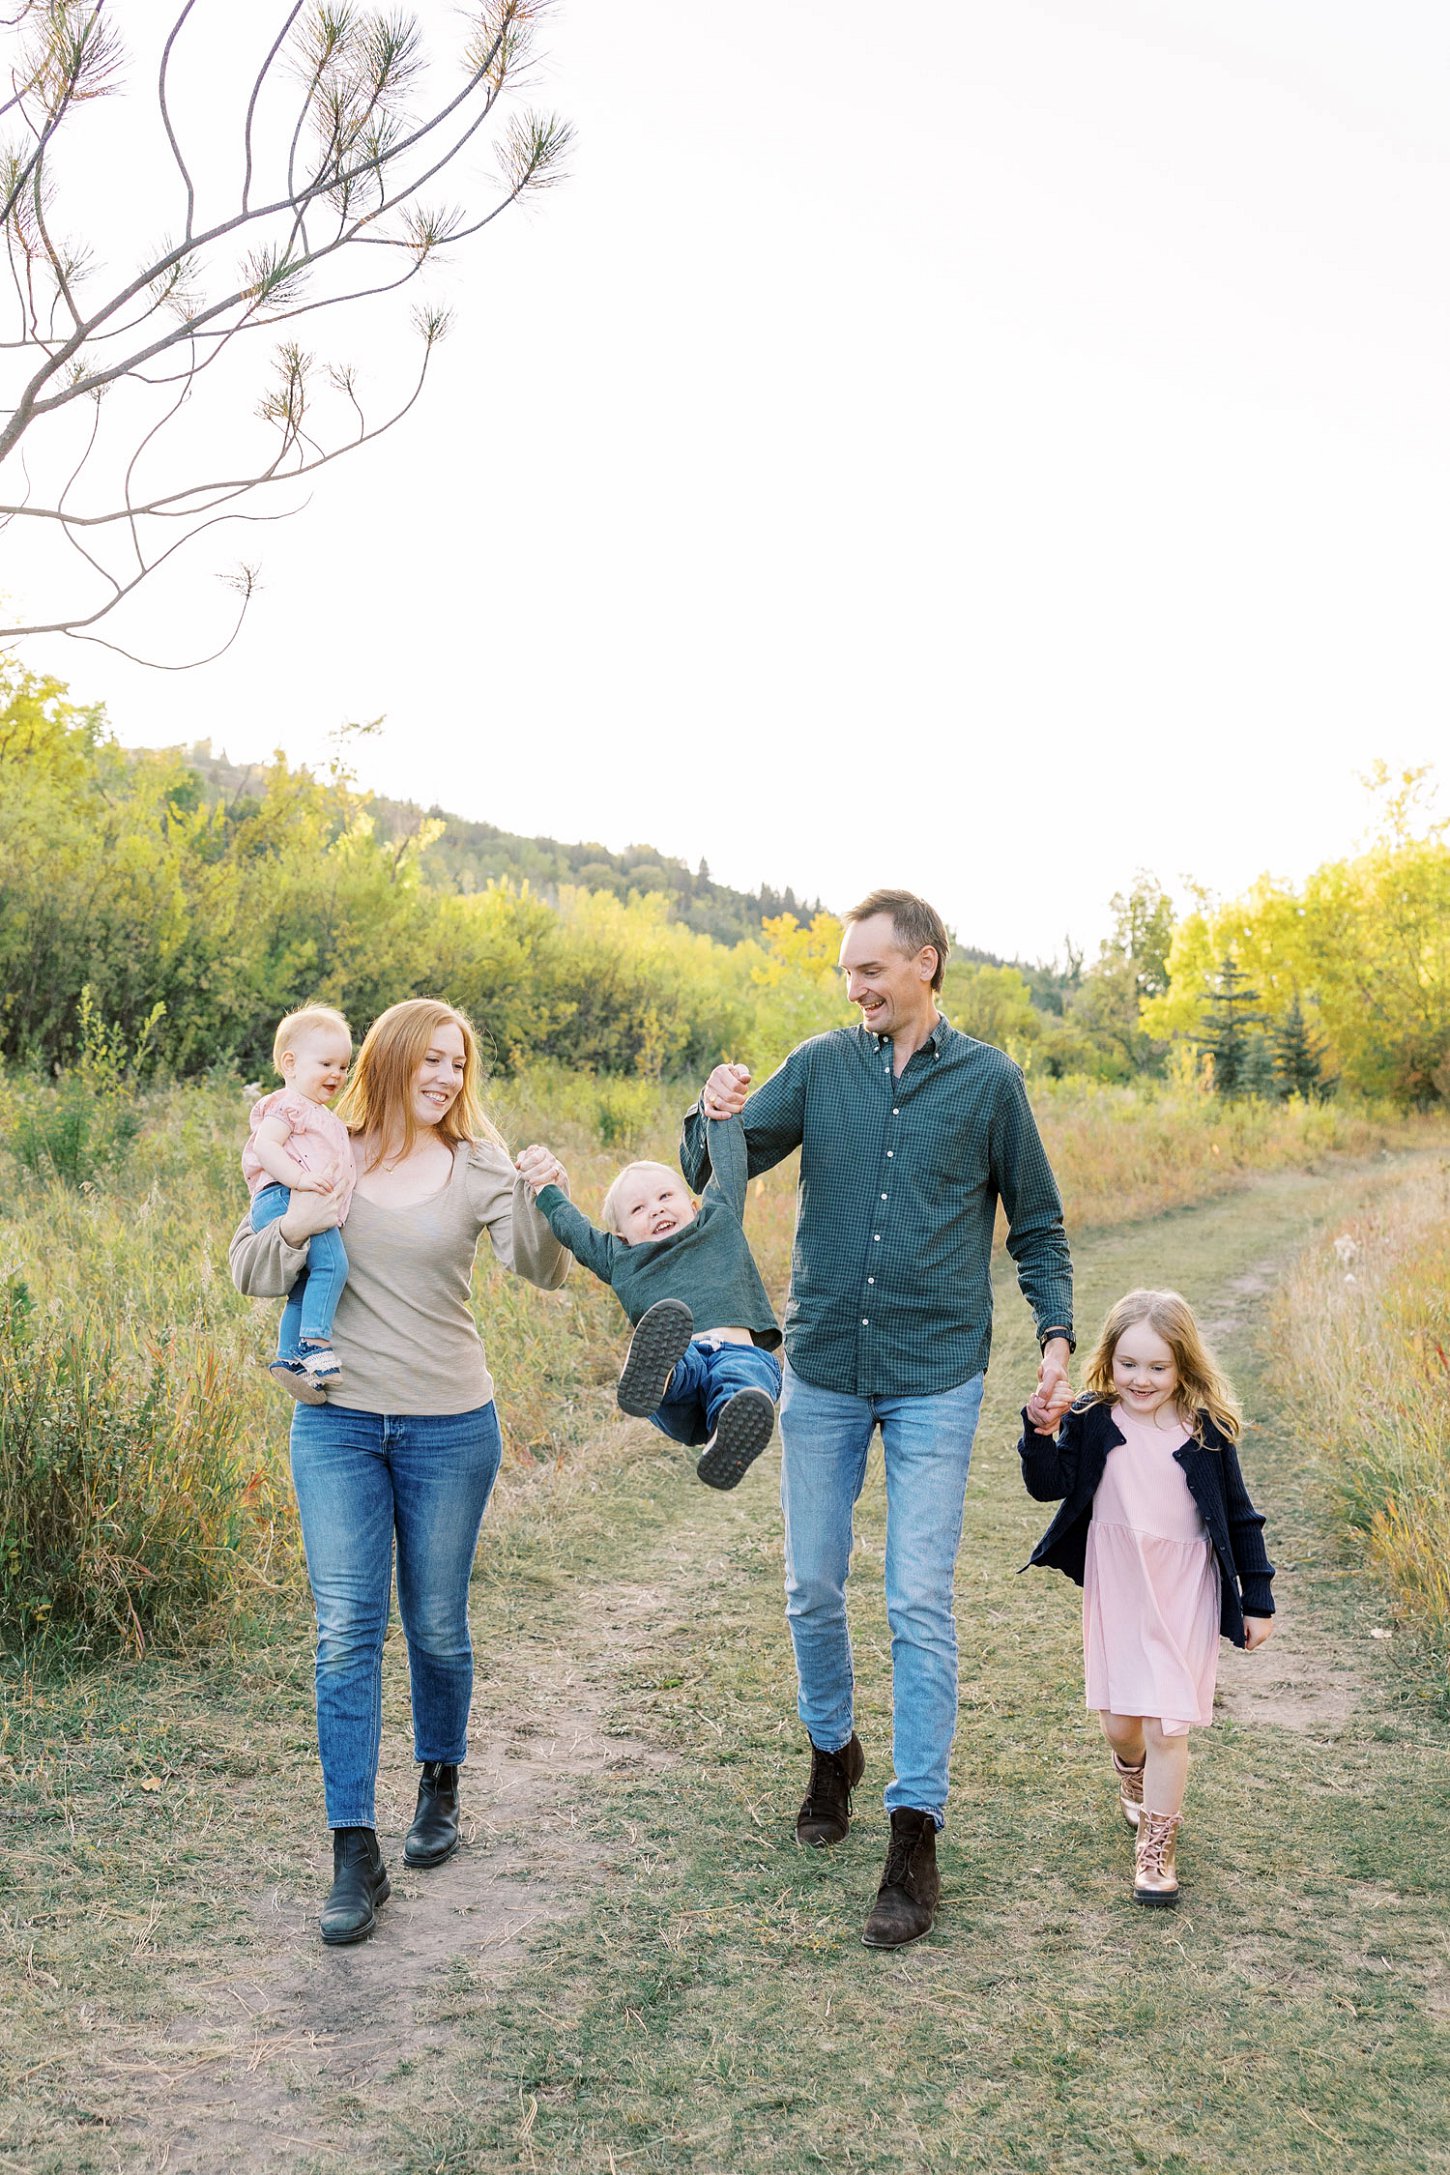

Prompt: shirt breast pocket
[{"left": 917, "top": 1127, "right": 991, "bottom": 1205}]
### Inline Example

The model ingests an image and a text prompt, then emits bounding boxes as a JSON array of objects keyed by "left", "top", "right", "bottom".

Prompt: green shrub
[
  {"left": 0, "top": 1282, "right": 285, "bottom": 1659},
  {"left": 4, "top": 987, "right": 164, "bottom": 1189}
]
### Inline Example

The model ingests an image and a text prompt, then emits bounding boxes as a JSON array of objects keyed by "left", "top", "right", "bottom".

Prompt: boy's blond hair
[
  {"left": 273, "top": 1005, "right": 353, "bottom": 1076},
  {"left": 602, "top": 1159, "right": 688, "bottom": 1236}
]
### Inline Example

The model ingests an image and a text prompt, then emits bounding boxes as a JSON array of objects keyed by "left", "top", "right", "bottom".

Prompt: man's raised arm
[{"left": 680, "top": 1052, "right": 808, "bottom": 1192}]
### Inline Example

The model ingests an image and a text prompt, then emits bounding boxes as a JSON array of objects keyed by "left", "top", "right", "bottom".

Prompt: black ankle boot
[
  {"left": 319, "top": 1826, "right": 390, "bottom": 1946},
  {"left": 404, "top": 1760, "right": 461, "bottom": 1868}
]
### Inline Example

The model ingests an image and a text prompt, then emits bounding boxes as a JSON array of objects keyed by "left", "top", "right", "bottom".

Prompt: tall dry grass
[
  {"left": 1031, "top": 1077, "right": 1421, "bottom": 1230},
  {"left": 1271, "top": 1162, "right": 1450, "bottom": 1661},
  {"left": 0, "top": 1061, "right": 1440, "bottom": 1657}
]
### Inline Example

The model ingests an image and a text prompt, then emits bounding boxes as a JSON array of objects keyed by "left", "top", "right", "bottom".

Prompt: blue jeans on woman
[
  {"left": 778, "top": 1364, "right": 985, "bottom": 1827},
  {"left": 251, "top": 1182, "right": 348, "bottom": 1359},
  {"left": 289, "top": 1401, "right": 503, "bottom": 1829}
]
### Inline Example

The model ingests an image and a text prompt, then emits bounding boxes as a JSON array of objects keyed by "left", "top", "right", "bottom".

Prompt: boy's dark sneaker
[
  {"left": 617, "top": 1298, "right": 695, "bottom": 1418},
  {"left": 696, "top": 1386, "right": 776, "bottom": 1490}
]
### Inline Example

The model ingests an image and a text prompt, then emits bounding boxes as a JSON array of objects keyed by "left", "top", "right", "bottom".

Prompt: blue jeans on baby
[
  {"left": 778, "top": 1363, "right": 985, "bottom": 1827},
  {"left": 251, "top": 1183, "right": 348, "bottom": 1360},
  {"left": 651, "top": 1337, "right": 783, "bottom": 1448},
  {"left": 289, "top": 1400, "right": 503, "bottom": 1829}
]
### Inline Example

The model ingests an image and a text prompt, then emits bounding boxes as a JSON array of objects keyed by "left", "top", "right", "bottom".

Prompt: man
[{"left": 681, "top": 888, "right": 1073, "bottom": 1948}]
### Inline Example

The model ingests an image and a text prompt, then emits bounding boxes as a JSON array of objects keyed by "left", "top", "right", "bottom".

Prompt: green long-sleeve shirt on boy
[{"left": 535, "top": 1117, "right": 781, "bottom": 1350}]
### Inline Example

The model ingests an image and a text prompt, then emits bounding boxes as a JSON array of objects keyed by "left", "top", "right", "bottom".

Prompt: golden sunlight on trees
[{"left": 1143, "top": 768, "right": 1450, "bottom": 1103}]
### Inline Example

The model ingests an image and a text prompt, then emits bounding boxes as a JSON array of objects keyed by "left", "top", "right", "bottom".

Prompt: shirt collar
[{"left": 863, "top": 1011, "right": 951, "bottom": 1060}]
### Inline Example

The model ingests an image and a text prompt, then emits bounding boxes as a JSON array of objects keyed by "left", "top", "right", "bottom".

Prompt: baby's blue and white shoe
[
  {"left": 297, "top": 1341, "right": 343, "bottom": 1385},
  {"left": 268, "top": 1358, "right": 327, "bottom": 1406}
]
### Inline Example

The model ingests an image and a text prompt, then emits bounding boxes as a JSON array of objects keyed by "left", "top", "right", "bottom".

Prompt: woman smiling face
[{"left": 412, "top": 1021, "right": 468, "bottom": 1129}]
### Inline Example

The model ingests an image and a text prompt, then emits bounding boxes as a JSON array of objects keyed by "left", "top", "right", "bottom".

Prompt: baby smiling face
[
  {"left": 280, "top": 1025, "right": 353, "bottom": 1106},
  {"left": 608, "top": 1165, "right": 698, "bottom": 1245}
]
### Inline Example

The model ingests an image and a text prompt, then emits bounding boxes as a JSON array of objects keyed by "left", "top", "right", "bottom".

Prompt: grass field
[
  {"left": 1, "top": 1101, "right": 1446, "bottom": 2171},
  {"left": 0, "top": 1067, "right": 1431, "bottom": 1659}
]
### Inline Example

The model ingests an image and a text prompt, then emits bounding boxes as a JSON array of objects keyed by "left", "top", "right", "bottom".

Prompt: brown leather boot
[
  {"left": 861, "top": 1809, "right": 940, "bottom": 1949},
  {"left": 1133, "top": 1809, "right": 1182, "bottom": 1906},
  {"left": 795, "top": 1733, "right": 866, "bottom": 1847},
  {"left": 1113, "top": 1750, "right": 1146, "bottom": 1831}
]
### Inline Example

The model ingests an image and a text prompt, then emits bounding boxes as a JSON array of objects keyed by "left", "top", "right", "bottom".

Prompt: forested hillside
[
  {"left": 2, "top": 669, "right": 1446, "bottom": 1103},
  {"left": 181, "top": 743, "right": 835, "bottom": 950}
]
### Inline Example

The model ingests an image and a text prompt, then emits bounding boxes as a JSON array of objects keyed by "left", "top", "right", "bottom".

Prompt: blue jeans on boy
[
  {"left": 289, "top": 1400, "right": 503, "bottom": 1829},
  {"left": 251, "top": 1182, "right": 349, "bottom": 1359},
  {"left": 778, "top": 1364, "right": 986, "bottom": 1827},
  {"left": 651, "top": 1337, "right": 783, "bottom": 1447}
]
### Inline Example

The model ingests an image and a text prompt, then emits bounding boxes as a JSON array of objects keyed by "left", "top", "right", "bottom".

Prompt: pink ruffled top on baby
[{"left": 242, "top": 1089, "right": 357, "bottom": 1221}]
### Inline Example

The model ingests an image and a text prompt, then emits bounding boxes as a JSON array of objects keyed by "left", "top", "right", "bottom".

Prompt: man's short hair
[{"left": 843, "top": 889, "right": 950, "bottom": 993}]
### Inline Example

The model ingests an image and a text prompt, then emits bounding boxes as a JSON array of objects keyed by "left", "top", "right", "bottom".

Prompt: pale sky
[{"left": 6, "top": 0, "right": 1446, "bottom": 963}]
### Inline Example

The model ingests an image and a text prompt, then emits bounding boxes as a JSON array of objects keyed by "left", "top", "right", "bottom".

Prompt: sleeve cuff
[
  {"left": 535, "top": 1183, "right": 565, "bottom": 1213},
  {"left": 1039, "top": 1326, "right": 1075, "bottom": 1353}
]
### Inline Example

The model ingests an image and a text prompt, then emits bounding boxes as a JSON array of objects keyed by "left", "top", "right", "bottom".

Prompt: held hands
[
  {"left": 1243, "top": 1617, "right": 1275, "bottom": 1651},
  {"left": 702, "top": 1062, "right": 751, "bottom": 1121},
  {"left": 1026, "top": 1338, "right": 1074, "bottom": 1435},
  {"left": 515, "top": 1143, "right": 566, "bottom": 1196}
]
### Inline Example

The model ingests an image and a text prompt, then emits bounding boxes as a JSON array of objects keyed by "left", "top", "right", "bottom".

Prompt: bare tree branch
[{"left": 0, "top": 0, "right": 571, "bottom": 661}]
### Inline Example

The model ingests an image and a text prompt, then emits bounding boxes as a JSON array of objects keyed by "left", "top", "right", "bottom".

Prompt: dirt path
[
  {"left": 5, "top": 1153, "right": 1446, "bottom": 2175},
  {"left": 108, "top": 1531, "right": 706, "bottom": 2172}
]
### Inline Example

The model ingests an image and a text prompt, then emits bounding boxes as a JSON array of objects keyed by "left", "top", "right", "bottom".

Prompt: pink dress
[
  {"left": 241, "top": 1090, "right": 356, "bottom": 1221},
  {"left": 1082, "top": 1404, "right": 1221, "bottom": 1735}
]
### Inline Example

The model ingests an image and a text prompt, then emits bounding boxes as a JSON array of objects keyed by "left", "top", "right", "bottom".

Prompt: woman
[{"left": 229, "top": 998, "right": 569, "bottom": 1944}]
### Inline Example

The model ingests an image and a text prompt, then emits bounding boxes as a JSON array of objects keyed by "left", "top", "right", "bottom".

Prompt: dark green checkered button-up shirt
[{"left": 680, "top": 1017, "right": 1073, "bottom": 1398}]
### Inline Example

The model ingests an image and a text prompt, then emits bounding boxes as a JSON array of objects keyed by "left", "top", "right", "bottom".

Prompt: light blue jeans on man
[
  {"left": 289, "top": 1401, "right": 502, "bottom": 1829},
  {"left": 779, "top": 1364, "right": 986, "bottom": 1827}
]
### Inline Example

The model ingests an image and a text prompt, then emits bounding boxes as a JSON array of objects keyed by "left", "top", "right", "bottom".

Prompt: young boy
[{"left": 521, "top": 1116, "right": 780, "bottom": 1490}]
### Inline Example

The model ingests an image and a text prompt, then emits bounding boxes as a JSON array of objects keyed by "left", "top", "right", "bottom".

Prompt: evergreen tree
[
  {"left": 1239, "top": 1033, "right": 1281, "bottom": 1101},
  {"left": 1274, "top": 994, "right": 1333, "bottom": 1100},
  {"left": 1196, "top": 955, "right": 1268, "bottom": 1097}
]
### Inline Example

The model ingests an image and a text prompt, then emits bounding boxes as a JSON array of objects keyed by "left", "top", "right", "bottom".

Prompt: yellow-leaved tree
[{"left": 1142, "top": 767, "right": 1449, "bottom": 1102}]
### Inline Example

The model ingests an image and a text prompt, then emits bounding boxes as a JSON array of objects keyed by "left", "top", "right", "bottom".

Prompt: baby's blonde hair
[
  {"left": 1081, "top": 1287, "right": 1242, "bottom": 1445},
  {"left": 602, "top": 1159, "right": 689, "bottom": 1236},
  {"left": 273, "top": 1004, "right": 353, "bottom": 1076}
]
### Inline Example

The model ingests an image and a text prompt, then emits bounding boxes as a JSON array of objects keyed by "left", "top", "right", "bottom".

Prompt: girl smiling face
[{"left": 1110, "top": 1320, "right": 1180, "bottom": 1419}]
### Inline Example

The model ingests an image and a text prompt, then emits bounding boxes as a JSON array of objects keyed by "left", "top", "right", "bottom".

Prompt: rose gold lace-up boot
[
  {"left": 1112, "top": 1751, "right": 1146, "bottom": 1831},
  {"left": 1133, "top": 1809, "right": 1182, "bottom": 1906}
]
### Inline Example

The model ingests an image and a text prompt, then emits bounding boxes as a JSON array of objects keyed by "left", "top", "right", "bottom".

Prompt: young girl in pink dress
[{"left": 1018, "top": 1289, "right": 1276, "bottom": 1906}]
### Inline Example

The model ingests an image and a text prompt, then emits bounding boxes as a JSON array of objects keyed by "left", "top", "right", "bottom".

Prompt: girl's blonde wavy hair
[
  {"left": 334, "top": 999, "right": 503, "bottom": 1168},
  {"left": 1081, "top": 1288, "right": 1242, "bottom": 1445}
]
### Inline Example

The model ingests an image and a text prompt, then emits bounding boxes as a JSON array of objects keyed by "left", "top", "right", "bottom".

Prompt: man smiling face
[{"left": 838, "top": 911, "right": 940, "bottom": 1042}]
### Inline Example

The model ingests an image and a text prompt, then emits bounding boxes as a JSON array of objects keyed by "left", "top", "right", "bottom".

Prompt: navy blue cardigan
[{"left": 1017, "top": 1398, "right": 1276, "bottom": 1648}]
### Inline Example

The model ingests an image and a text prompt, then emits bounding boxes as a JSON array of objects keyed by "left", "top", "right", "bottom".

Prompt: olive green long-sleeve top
[{"left": 536, "top": 1116, "right": 780, "bottom": 1350}]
